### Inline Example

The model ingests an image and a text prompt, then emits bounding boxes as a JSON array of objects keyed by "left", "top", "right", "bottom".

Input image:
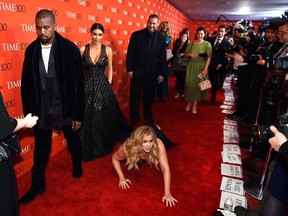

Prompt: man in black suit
[
  {"left": 126, "top": 14, "right": 166, "bottom": 126},
  {"left": 208, "top": 25, "right": 231, "bottom": 104},
  {"left": 19, "top": 9, "right": 83, "bottom": 204}
]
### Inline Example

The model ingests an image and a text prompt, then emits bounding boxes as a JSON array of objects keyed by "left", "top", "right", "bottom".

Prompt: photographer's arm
[{"left": 269, "top": 126, "right": 288, "bottom": 164}]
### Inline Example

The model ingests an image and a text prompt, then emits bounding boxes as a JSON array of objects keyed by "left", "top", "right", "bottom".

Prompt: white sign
[
  {"left": 222, "top": 151, "right": 242, "bottom": 165},
  {"left": 223, "top": 136, "right": 239, "bottom": 144},
  {"left": 223, "top": 144, "right": 241, "bottom": 155},
  {"left": 220, "top": 176, "right": 244, "bottom": 195},
  {"left": 224, "top": 119, "right": 237, "bottom": 126},
  {"left": 221, "top": 163, "right": 243, "bottom": 178}
]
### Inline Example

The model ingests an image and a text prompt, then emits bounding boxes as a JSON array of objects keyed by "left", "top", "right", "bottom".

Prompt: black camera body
[
  {"left": 251, "top": 113, "right": 288, "bottom": 142},
  {"left": 198, "top": 52, "right": 208, "bottom": 60},
  {"left": 250, "top": 54, "right": 262, "bottom": 63},
  {"left": 224, "top": 37, "right": 247, "bottom": 54}
]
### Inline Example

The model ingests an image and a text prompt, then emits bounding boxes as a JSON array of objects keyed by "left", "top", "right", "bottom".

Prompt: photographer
[
  {"left": 257, "top": 124, "right": 288, "bottom": 216},
  {"left": 256, "top": 23, "right": 283, "bottom": 125},
  {"left": 242, "top": 30, "right": 267, "bottom": 125},
  {"left": 226, "top": 27, "right": 251, "bottom": 122},
  {"left": 259, "top": 20, "right": 288, "bottom": 216},
  {"left": 235, "top": 124, "right": 288, "bottom": 216}
]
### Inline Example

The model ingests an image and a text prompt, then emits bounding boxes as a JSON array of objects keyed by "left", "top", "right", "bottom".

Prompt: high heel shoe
[
  {"left": 185, "top": 106, "right": 191, "bottom": 112},
  {"left": 192, "top": 106, "right": 197, "bottom": 114}
]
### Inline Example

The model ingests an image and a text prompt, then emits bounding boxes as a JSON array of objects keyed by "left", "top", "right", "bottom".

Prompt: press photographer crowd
[{"left": 216, "top": 17, "right": 288, "bottom": 215}]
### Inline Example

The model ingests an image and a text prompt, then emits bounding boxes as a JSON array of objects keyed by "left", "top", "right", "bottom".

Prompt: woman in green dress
[{"left": 184, "top": 27, "right": 212, "bottom": 114}]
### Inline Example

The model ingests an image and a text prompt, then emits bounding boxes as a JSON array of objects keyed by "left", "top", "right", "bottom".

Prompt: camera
[
  {"left": 251, "top": 113, "right": 288, "bottom": 141},
  {"left": 223, "top": 37, "right": 247, "bottom": 54},
  {"left": 250, "top": 54, "right": 262, "bottom": 62},
  {"left": 263, "top": 73, "right": 285, "bottom": 105},
  {"left": 198, "top": 52, "right": 208, "bottom": 60},
  {"left": 250, "top": 44, "right": 269, "bottom": 63}
]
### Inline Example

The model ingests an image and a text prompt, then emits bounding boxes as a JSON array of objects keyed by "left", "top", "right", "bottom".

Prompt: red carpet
[{"left": 17, "top": 76, "right": 254, "bottom": 215}]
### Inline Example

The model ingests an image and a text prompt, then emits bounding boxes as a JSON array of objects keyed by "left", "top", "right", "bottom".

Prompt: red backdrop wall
[{"left": 0, "top": 0, "right": 259, "bottom": 178}]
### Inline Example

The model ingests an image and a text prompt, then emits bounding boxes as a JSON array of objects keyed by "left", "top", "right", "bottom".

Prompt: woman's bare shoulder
[
  {"left": 105, "top": 45, "right": 112, "bottom": 53},
  {"left": 156, "top": 138, "right": 165, "bottom": 148}
]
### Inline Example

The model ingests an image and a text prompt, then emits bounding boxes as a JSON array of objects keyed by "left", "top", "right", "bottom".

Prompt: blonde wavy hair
[
  {"left": 121, "top": 125, "right": 159, "bottom": 171},
  {"left": 158, "top": 21, "right": 170, "bottom": 37}
]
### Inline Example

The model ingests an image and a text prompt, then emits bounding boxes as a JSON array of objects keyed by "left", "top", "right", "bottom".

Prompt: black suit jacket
[
  {"left": 209, "top": 37, "right": 231, "bottom": 66},
  {"left": 21, "top": 32, "right": 84, "bottom": 122},
  {"left": 126, "top": 28, "right": 166, "bottom": 77}
]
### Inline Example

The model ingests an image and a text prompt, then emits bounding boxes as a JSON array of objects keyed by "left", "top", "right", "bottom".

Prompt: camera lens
[
  {"left": 251, "top": 124, "right": 274, "bottom": 141},
  {"left": 258, "top": 125, "right": 274, "bottom": 141}
]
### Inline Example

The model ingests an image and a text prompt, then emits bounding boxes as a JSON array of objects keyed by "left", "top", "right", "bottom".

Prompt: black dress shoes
[
  {"left": 234, "top": 206, "right": 258, "bottom": 216},
  {"left": 19, "top": 186, "right": 46, "bottom": 205},
  {"left": 72, "top": 161, "right": 83, "bottom": 179}
]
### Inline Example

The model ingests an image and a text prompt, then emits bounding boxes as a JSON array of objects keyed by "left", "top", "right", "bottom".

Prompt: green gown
[{"left": 184, "top": 40, "right": 212, "bottom": 102}]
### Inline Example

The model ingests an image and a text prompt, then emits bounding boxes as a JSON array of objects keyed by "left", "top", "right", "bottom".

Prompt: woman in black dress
[
  {"left": 0, "top": 92, "right": 38, "bottom": 216},
  {"left": 79, "top": 23, "right": 133, "bottom": 161}
]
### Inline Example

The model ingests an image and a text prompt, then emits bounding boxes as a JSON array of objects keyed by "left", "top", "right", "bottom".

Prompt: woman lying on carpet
[{"left": 112, "top": 125, "right": 178, "bottom": 207}]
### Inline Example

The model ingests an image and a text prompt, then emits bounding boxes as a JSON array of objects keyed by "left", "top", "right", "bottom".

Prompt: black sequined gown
[{"left": 80, "top": 44, "right": 133, "bottom": 161}]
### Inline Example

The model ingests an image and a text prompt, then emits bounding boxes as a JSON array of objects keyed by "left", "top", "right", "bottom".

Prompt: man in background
[
  {"left": 126, "top": 14, "right": 166, "bottom": 126},
  {"left": 208, "top": 25, "right": 231, "bottom": 105}
]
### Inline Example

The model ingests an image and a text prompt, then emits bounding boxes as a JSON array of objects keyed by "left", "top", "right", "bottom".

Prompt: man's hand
[
  {"left": 268, "top": 126, "right": 288, "bottom": 152},
  {"left": 157, "top": 75, "right": 164, "bottom": 83},
  {"left": 127, "top": 71, "right": 133, "bottom": 79},
  {"left": 72, "top": 121, "right": 82, "bottom": 131}
]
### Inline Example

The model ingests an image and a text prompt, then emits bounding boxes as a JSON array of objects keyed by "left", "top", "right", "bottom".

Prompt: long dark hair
[{"left": 172, "top": 33, "right": 189, "bottom": 55}]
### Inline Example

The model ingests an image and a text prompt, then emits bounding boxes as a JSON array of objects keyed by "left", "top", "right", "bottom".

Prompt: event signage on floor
[{"left": 217, "top": 76, "right": 247, "bottom": 214}]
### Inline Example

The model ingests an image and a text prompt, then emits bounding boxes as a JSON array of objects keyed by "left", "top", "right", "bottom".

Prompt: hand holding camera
[
  {"left": 268, "top": 126, "right": 288, "bottom": 152},
  {"left": 251, "top": 113, "right": 288, "bottom": 142}
]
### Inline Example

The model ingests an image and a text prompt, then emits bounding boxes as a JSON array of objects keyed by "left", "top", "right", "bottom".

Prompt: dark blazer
[
  {"left": 126, "top": 28, "right": 166, "bottom": 77},
  {"left": 21, "top": 32, "right": 84, "bottom": 121},
  {"left": 279, "top": 141, "right": 288, "bottom": 165},
  {"left": 209, "top": 37, "right": 231, "bottom": 66}
]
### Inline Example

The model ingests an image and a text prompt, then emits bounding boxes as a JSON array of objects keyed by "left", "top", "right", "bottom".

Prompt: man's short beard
[
  {"left": 40, "top": 38, "right": 51, "bottom": 44},
  {"left": 39, "top": 35, "right": 54, "bottom": 45}
]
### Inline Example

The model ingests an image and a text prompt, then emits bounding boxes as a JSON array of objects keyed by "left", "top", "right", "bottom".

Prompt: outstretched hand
[
  {"left": 162, "top": 194, "right": 178, "bottom": 207},
  {"left": 24, "top": 113, "right": 39, "bottom": 128},
  {"left": 119, "top": 178, "right": 131, "bottom": 189}
]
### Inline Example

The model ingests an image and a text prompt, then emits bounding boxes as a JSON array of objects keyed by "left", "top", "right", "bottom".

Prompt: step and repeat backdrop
[{"left": 0, "top": 0, "right": 233, "bottom": 178}]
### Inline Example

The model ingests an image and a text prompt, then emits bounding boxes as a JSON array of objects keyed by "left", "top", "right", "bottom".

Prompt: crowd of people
[
  {"left": 1, "top": 8, "right": 288, "bottom": 216},
  {"left": 223, "top": 20, "right": 288, "bottom": 216}
]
